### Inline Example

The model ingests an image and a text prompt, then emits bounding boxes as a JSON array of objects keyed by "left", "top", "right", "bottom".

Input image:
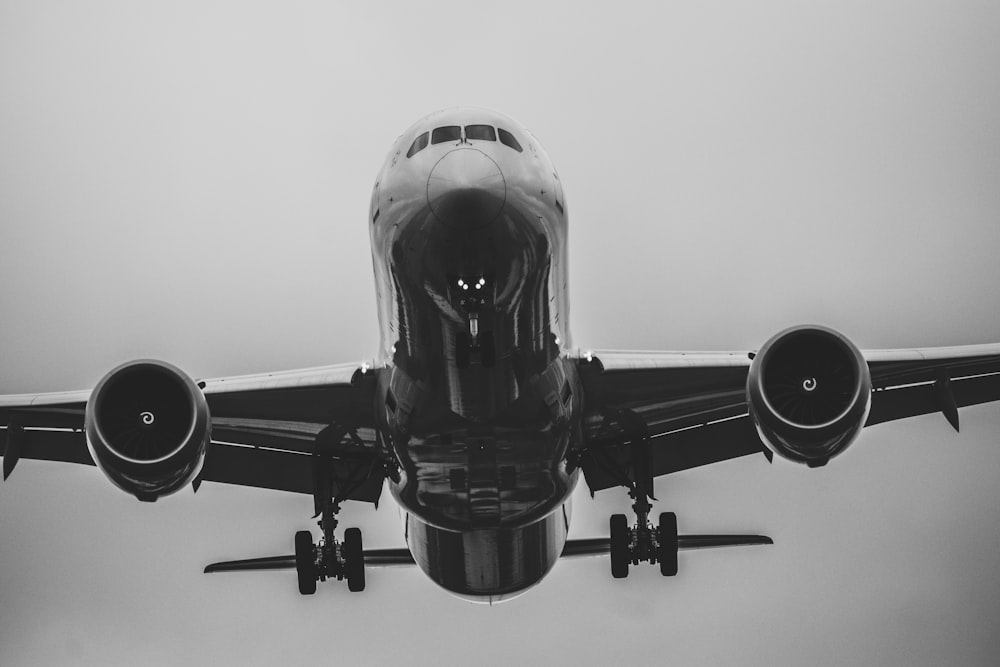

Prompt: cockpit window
[
  {"left": 431, "top": 126, "right": 462, "bottom": 144},
  {"left": 465, "top": 125, "right": 496, "bottom": 141},
  {"left": 498, "top": 128, "right": 523, "bottom": 152},
  {"left": 406, "top": 131, "right": 429, "bottom": 158}
]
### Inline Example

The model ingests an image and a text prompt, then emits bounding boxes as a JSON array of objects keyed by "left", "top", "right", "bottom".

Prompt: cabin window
[
  {"left": 498, "top": 128, "right": 523, "bottom": 152},
  {"left": 406, "top": 132, "right": 429, "bottom": 158},
  {"left": 465, "top": 125, "right": 496, "bottom": 141},
  {"left": 431, "top": 126, "right": 462, "bottom": 144}
]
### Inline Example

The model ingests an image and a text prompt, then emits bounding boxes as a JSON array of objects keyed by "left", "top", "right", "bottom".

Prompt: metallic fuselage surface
[{"left": 369, "top": 109, "right": 581, "bottom": 599}]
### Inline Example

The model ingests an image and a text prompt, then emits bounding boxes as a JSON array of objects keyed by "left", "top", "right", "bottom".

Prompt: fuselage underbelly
[{"left": 368, "top": 108, "right": 580, "bottom": 600}]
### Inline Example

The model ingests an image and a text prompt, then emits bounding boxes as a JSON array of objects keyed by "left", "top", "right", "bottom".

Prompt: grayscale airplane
[{"left": 2, "top": 107, "right": 999, "bottom": 603}]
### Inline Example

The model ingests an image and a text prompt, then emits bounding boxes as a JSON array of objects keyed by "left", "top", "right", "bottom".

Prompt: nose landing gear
[
  {"left": 456, "top": 329, "right": 496, "bottom": 369},
  {"left": 453, "top": 274, "right": 496, "bottom": 369}
]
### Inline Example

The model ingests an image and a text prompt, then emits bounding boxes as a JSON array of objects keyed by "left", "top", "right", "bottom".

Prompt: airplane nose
[{"left": 427, "top": 148, "right": 506, "bottom": 229}]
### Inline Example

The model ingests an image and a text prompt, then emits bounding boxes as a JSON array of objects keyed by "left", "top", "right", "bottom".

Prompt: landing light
[{"left": 457, "top": 277, "right": 486, "bottom": 292}]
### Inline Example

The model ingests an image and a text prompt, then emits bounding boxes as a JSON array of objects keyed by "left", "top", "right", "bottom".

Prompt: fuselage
[{"left": 369, "top": 108, "right": 582, "bottom": 601}]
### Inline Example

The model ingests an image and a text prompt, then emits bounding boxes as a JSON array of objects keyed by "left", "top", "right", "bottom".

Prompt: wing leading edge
[{"left": 576, "top": 341, "right": 1000, "bottom": 493}]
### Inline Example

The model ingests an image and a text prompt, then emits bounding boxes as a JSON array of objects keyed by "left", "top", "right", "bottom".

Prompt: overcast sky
[{"left": 2, "top": 1, "right": 1000, "bottom": 665}]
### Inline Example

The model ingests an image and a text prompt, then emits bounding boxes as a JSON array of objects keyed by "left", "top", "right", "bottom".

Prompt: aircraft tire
[
  {"left": 295, "top": 530, "right": 317, "bottom": 595},
  {"left": 344, "top": 527, "right": 366, "bottom": 592},
  {"left": 658, "top": 512, "right": 678, "bottom": 577},
  {"left": 610, "top": 513, "right": 630, "bottom": 579}
]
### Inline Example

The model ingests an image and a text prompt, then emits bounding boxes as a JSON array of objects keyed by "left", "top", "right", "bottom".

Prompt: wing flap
[
  {"left": 200, "top": 441, "right": 385, "bottom": 501},
  {"left": 200, "top": 443, "right": 314, "bottom": 495},
  {"left": 580, "top": 415, "right": 763, "bottom": 493},
  {"left": 0, "top": 426, "right": 93, "bottom": 468},
  {"left": 867, "top": 371, "right": 1000, "bottom": 427}
]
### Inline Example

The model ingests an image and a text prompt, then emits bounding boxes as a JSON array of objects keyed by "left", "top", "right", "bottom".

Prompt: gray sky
[{"left": 2, "top": 1, "right": 1000, "bottom": 664}]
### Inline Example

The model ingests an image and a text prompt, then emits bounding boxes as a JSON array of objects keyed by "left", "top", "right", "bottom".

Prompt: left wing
[
  {"left": 576, "top": 336, "right": 1000, "bottom": 493},
  {"left": 0, "top": 361, "right": 385, "bottom": 502}
]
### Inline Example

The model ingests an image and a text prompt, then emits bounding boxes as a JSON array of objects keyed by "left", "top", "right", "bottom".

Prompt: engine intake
[
  {"left": 746, "top": 326, "right": 871, "bottom": 467},
  {"left": 85, "top": 360, "right": 210, "bottom": 501}
]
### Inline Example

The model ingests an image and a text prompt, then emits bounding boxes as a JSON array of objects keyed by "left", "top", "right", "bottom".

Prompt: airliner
[{"left": 2, "top": 107, "right": 999, "bottom": 603}]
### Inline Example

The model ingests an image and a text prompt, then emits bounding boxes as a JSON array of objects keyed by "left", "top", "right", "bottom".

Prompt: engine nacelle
[
  {"left": 84, "top": 360, "right": 210, "bottom": 501},
  {"left": 746, "top": 326, "right": 871, "bottom": 467}
]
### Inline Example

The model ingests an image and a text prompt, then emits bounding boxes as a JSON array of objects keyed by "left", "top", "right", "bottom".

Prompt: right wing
[{"left": 0, "top": 360, "right": 385, "bottom": 502}]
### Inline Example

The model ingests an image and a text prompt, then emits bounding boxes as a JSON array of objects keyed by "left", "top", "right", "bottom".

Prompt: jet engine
[
  {"left": 84, "top": 360, "right": 210, "bottom": 501},
  {"left": 746, "top": 326, "right": 871, "bottom": 467}
]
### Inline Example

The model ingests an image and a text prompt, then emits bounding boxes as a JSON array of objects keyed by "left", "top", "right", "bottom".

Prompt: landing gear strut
[
  {"left": 453, "top": 274, "right": 496, "bottom": 369},
  {"left": 456, "top": 327, "right": 495, "bottom": 369},
  {"left": 586, "top": 408, "right": 679, "bottom": 578},
  {"left": 294, "top": 497, "right": 366, "bottom": 595},
  {"left": 609, "top": 489, "right": 678, "bottom": 578},
  {"left": 294, "top": 427, "right": 378, "bottom": 595}
]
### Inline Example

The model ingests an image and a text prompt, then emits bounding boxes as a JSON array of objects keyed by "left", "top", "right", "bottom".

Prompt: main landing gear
[
  {"left": 294, "top": 498, "right": 366, "bottom": 595},
  {"left": 609, "top": 490, "right": 679, "bottom": 578},
  {"left": 294, "top": 427, "right": 385, "bottom": 595},
  {"left": 581, "top": 407, "right": 681, "bottom": 578},
  {"left": 574, "top": 406, "right": 775, "bottom": 577}
]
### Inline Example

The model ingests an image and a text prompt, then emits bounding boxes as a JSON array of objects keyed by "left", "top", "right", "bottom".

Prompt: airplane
[{"left": 2, "top": 107, "right": 999, "bottom": 604}]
